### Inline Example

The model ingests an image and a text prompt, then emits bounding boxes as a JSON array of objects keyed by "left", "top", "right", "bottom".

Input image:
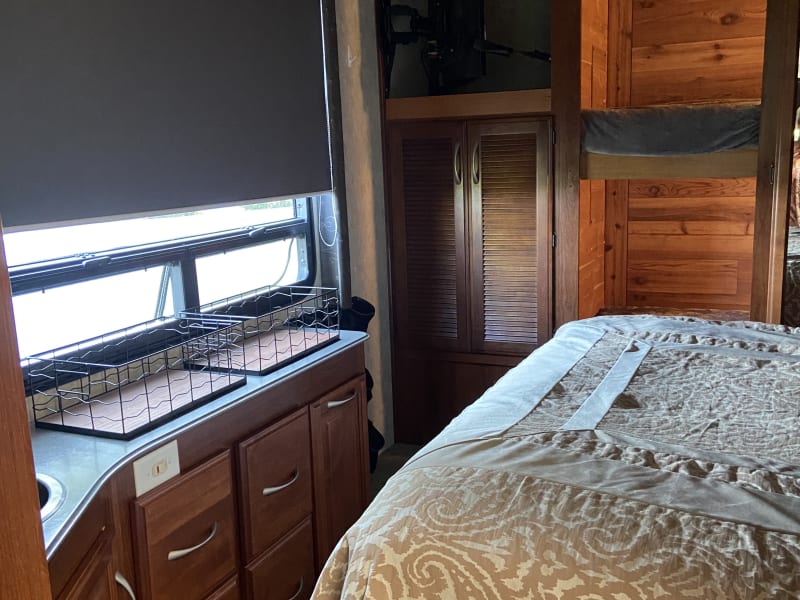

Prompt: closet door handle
[
  {"left": 167, "top": 521, "right": 218, "bottom": 560},
  {"left": 453, "top": 143, "right": 463, "bottom": 186},
  {"left": 327, "top": 393, "right": 355, "bottom": 409},
  {"left": 288, "top": 577, "right": 305, "bottom": 600},
  {"left": 262, "top": 468, "right": 300, "bottom": 496},
  {"left": 114, "top": 572, "right": 137, "bottom": 599},
  {"left": 471, "top": 142, "right": 481, "bottom": 185}
]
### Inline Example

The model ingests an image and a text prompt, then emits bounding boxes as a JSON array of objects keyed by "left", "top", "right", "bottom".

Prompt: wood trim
[
  {"left": 552, "top": 0, "right": 583, "bottom": 327},
  {"left": 604, "top": 0, "right": 633, "bottom": 311},
  {"left": 580, "top": 149, "right": 759, "bottom": 180},
  {"left": 751, "top": 0, "right": 800, "bottom": 322},
  {"left": 0, "top": 219, "right": 51, "bottom": 597},
  {"left": 385, "top": 89, "right": 552, "bottom": 121}
]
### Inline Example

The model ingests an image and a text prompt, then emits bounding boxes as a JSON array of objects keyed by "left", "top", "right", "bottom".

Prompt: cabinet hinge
[
  {"left": 552, "top": 233, "right": 557, "bottom": 248},
  {"left": 551, "top": 128, "right": 556, "bottom": 146},
  {"left": 769, "top": 162, "right": 775, "bottom": 186}
]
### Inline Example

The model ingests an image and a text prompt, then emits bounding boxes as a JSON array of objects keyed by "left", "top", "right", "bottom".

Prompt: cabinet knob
[
  {"left": 114, "top": 571, "right": 137, "bottom": 600},
  {"left": 167, "top": 521, "right": 218, "bottom": 561},
  {"left": 262, "top": 468, "right": 300, "bottom": 496},
  {"left": 327, "top": 393, "right": 355, "bottom": 409}
]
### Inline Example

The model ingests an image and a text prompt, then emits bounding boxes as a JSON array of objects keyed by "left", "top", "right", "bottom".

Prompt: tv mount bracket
[{"left": 379, "top": 1, "right": 551, "bottom": 95}]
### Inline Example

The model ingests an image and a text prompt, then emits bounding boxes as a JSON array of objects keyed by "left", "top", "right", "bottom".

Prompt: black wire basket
[
  {"left": 24, "top": 314, "right": 247, "bottom": 440},
  {"left": 188, "top": 285, "right": 340, "bottom": 376}
]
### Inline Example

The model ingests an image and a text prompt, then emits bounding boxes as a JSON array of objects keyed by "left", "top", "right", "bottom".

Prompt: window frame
[{"left": 10, "top": 198, "right": 317, "bottom": 361}]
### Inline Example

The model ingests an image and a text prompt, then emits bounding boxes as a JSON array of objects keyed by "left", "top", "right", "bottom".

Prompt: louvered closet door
[
  {"left": 468, "top": 119, "right": 552, "bottom": 354},
  {"left": 388, "top": 121, "right": 469, "bottom": 353}
]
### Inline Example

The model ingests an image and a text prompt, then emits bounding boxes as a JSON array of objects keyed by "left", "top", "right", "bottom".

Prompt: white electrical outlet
[{"left": 133, "top": 440, "right": 181, "bottom": 497}]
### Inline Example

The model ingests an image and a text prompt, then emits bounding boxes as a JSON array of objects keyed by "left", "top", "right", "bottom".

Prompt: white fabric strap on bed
[
  {"left": 412, "top": 323, "right": 606, "bottom": 458},
  {"left": 560, "top": 340, "right": 651, "bottom": 431}
]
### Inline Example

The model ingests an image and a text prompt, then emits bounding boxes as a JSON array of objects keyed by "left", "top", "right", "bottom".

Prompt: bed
[
  {"left": 312, "top": 315, "right": 800, "bottom": 599},
  {"left": 580, "top": 103, "right": 761, "bottom": 180}
]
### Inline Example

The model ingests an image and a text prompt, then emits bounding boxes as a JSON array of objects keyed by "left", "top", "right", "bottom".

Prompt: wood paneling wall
[
  {"left": 627, "top": 178, "right": 755, "bottom": 308},
  {"left": 579, "top": 0, "right": 609, "bottom": 318},
  {"left": 605, "top": 0, "right": 766, "bottom": 311}
]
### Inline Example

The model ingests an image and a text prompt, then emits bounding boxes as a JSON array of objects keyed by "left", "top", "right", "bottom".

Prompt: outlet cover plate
[{"left": 133, "top": 440, "right": 181, "bottom": 497}]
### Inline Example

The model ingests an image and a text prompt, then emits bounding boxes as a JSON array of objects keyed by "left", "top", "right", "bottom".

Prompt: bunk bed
[
  {"left": 580, "top": 102, "right": 761, "bottom": 180},
  {"left": 313, "top": 315, "right": 800, "bottom": 599}
]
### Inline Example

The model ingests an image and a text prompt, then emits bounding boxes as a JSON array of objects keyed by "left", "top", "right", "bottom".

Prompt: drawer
[
  {"left": 133, "top": 450, "right": 238, "bottom": 600},
  {"left": 206, "top": 575, "right": 240, "bottom": 600},
  {"left": 238, "top": 408, "right": 313, "bottom": 561},
  {"left": 245, "top": 517, "right": 314, "bottom": 600}
]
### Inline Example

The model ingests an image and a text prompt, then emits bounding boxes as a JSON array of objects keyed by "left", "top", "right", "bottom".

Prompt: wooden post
[
  {"left": 552, "top": 0, "right": 583, "bottom": 327},
  {"left": 751, "top": 0, "right": 800, "bottom": 322},
  {"left": 0, "top": 219, "right": 51, "bottom": 596}
]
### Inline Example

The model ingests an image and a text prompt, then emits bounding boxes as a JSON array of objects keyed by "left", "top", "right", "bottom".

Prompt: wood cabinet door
[
  {"left": 133, "top": 451, "right": 238, "bottom": 600},
  {"left": 387, "top": 120, "right": 470, "bottom": 354},
  {"left": 309, "top": 376, "right": 368, "bottom": 569},
  {"left": 57, "top": 531, "right": 116, "bottom": 600},
  {"left": 468, "top": 118, "right": 553, "bottom": 354},
  {"left": 244, "top": 518, "right": 314, "bottom": 600},
  {"left": 238, "top": 408, "right": 313, "bottom": 562},
  {"left": 206, "top": 576, "right": 241, "bottom": 600}
]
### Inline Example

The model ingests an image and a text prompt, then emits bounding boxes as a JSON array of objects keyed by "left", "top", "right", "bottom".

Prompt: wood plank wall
[
  {"left": 579, "top": 0, "right": 609, "bottom": 318},
  {"left": 605, "top": 0, "right": 766, "bottom": 311}
]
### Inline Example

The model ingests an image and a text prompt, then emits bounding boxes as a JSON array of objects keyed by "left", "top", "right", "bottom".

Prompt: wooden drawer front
[
  {"left": 56, "top": 528, "right": 114, "bottom": 600},
  {"left": 134, "top": 451, "right": 238, "bottom": 600},
  {"left": 245, "top": 517, "right": 314, "bottom": 600},
  {"left": 239, "top": 408, "right": 312, "bottom": 561},
  {"left": 206, "top": 575, "right": 240, "bottom": 600}
]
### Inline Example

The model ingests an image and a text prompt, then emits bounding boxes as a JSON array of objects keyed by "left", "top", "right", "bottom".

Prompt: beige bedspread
[{"left": 313, "top": 316, "right": 800, "bottom": 599}]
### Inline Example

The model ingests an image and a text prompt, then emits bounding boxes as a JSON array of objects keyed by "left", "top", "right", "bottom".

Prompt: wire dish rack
[
  {"left": 24, "top": 314, "right": 247, "bottom": 440},
  {"left": 188, "top": 285, "right": 340, "bottom": 375}
]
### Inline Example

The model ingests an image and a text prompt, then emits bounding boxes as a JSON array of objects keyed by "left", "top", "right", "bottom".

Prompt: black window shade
[{"left": 0, "top": 0, "right": 331, "bottom": 229}]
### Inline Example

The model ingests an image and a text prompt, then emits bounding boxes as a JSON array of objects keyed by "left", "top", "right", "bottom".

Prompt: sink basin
[{"left": 36, "top": 473, "right": 64, "bottom": 521}]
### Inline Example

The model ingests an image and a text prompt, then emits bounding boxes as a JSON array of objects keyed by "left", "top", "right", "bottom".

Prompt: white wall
[{"left": 335, "top": 0, "right": 395, "bottom": 447}]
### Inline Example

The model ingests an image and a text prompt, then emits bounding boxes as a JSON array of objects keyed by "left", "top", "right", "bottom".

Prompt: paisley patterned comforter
[{"left": 313, "top": 316, "right": 800, "bottom": 599}]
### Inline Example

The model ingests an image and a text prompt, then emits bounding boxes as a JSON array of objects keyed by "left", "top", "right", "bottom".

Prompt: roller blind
[{"left": 0, "top": 1, "right": 331, "bottom": 229}]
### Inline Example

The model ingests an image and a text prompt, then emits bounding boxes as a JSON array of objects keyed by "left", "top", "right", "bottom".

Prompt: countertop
[{"left": 31, "top": 330, "right": 368, "bottom": 559}]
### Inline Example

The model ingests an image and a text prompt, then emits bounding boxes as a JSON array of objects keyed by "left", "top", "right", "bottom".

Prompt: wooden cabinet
[
  {"left": 238, "top": 408, "right": 316, "bottom": 599},
  {"left": 55, "top": 531, "right": 115, "bottom": 600},
  {"left": 132, "top": 451, "right": 238, "bottom": 600},
  {"left": 47, "top": 340, "right": 368, "bottom": 600},
  {"left": 238, "top": 409, "right": 313, "bottom": 562},
  {"left": 310, "top": 376, "right": 369, "bottom": 568},
  {"left": 387, "top": 117, "right": 553, "bottom": 443},
  {"left": 206, "top": 576, "right": 241, "bottom": 600},
  {"left": 49, "top": 488, "right": 122, "bottom": 600},
  {"left": 244, "top": 518, "right": 314, "bottom": 600}
]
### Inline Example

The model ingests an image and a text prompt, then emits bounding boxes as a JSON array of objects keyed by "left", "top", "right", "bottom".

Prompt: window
[{"left": 7, "top": 199, "right": 315, "bottom": 358}]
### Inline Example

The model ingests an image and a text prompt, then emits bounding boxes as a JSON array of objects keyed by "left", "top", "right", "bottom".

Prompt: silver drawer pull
[
  {"left": 262, "top": 468, "right": 300, "bottom": 496},
  {"left": 114, "top": 571, "right": 137, "bottom": 599},
  {"left": 327, "top": 394, "right": 355, "bottom": 409},
  {"left": 167, "top": 521, "right": 218, "bottom": 561},
  {"left": 288, "top": 577, "right": 304, "bottom": 600}
]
